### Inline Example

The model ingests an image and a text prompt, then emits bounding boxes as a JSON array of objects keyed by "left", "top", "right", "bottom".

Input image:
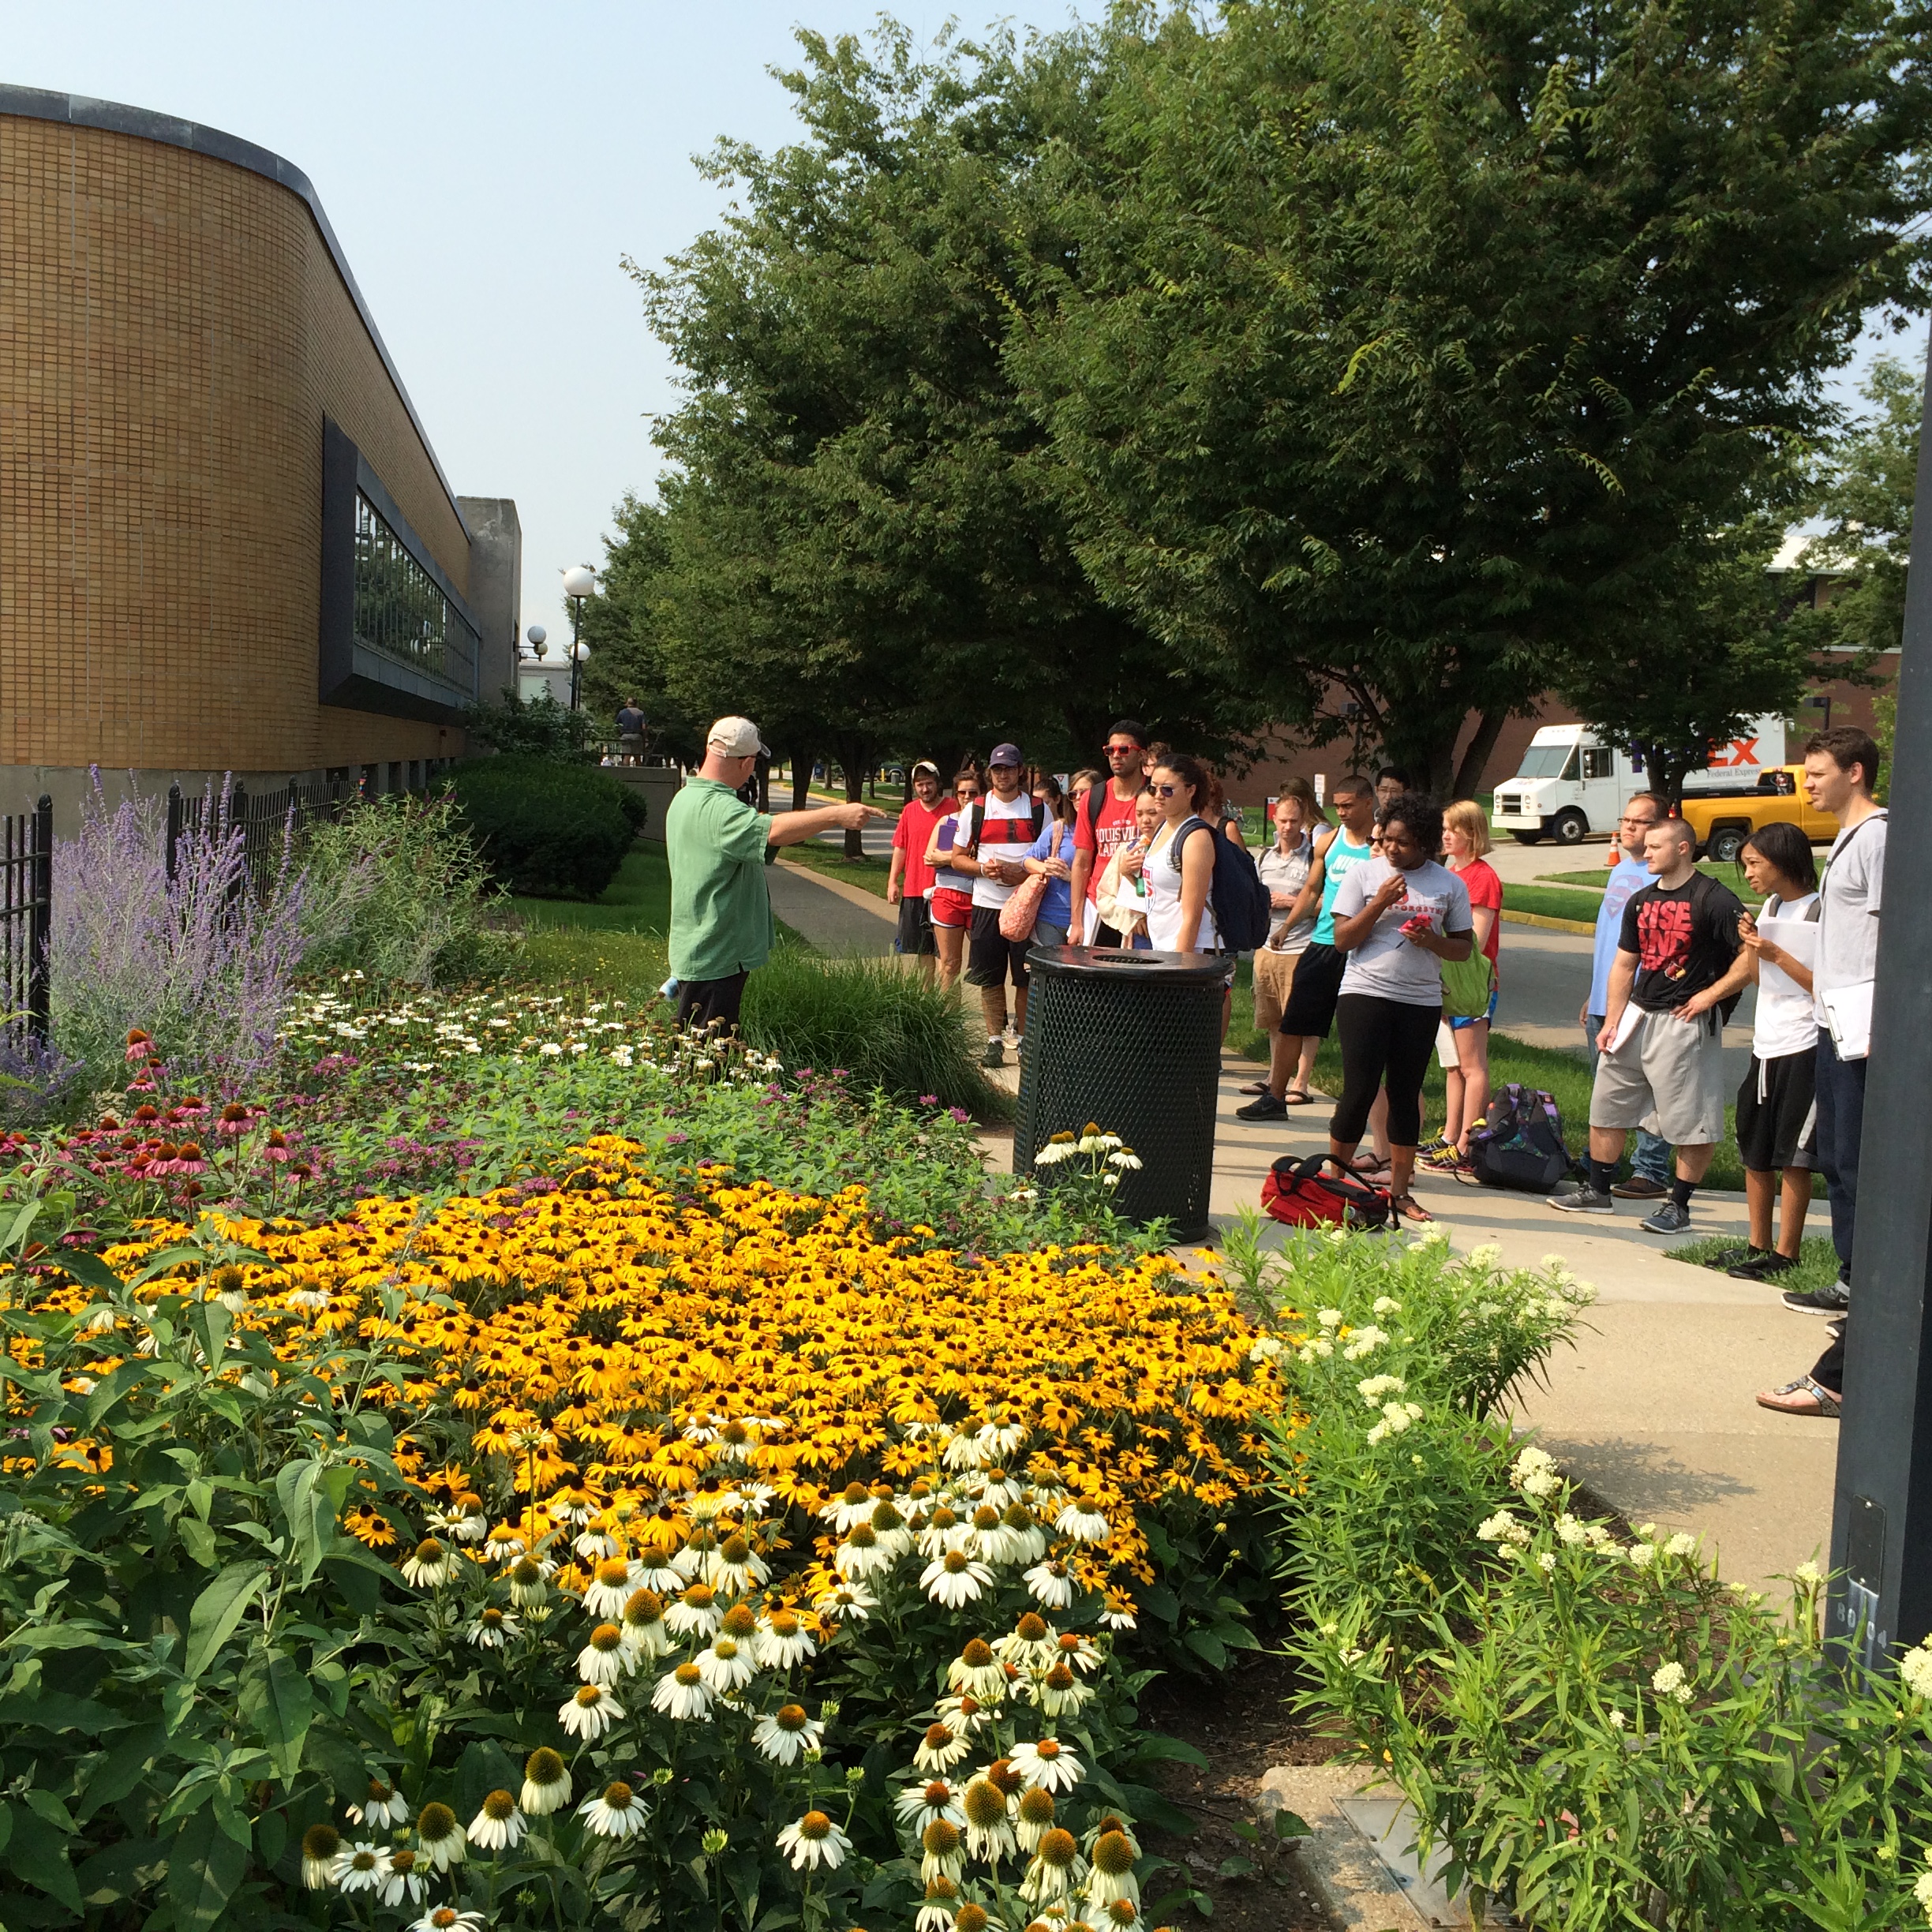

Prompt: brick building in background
[{"left": 0, "top": 87, "right": 520, "bottom": 818}]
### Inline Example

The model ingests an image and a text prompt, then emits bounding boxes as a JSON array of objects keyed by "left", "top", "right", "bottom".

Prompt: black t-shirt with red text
[{"left": 1619, "top": 872, "right": 1745, "bottom": 1012}]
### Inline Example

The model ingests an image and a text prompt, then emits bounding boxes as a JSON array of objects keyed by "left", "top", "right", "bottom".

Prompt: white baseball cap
[{"left": 706, "top": 716, "right": 766, "bottom": 758}]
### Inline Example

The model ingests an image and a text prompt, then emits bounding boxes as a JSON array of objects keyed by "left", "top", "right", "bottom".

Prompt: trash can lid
[{"left": 1025, "top": 944, "right": 1234, "bottom": 987}]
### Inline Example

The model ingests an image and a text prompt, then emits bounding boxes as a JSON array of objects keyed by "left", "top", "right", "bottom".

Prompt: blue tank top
[{"left": 1312, "top": 827, "right": 1375, "bottom": 946}]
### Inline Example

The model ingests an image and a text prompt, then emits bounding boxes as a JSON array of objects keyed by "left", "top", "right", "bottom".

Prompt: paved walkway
[{"left": 767, "top": 855, "right": 897, "bottom": 954}]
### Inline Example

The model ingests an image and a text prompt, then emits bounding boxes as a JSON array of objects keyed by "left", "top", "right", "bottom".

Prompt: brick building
[{"left": 0, "top": 87, "right": 519, "bottom": 818}]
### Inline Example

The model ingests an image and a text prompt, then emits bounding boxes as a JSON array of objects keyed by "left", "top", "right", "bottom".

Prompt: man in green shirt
[{"left": 665, "top": 716, "right": 883, "bottom": 1029}]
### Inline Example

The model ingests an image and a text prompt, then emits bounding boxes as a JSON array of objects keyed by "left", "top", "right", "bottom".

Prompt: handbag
[
  {"left": 1440, "top": 945, "right": 1495, "bottom": 1021},
  {"left": 1260, "top": 1154, "right": 1393, "bottom": 1231},
  {"left": 999, "top": 869, "right": 1050, "bottom": 941}
]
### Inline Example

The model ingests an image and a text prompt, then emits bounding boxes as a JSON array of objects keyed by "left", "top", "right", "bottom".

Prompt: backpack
[
  {"left": 959, "top": 799, "right": 1046, "bottom": 856},
  {"left": 1170, "top": 818, "right": 1275, "bottom": 951},
  {"left": 1464, "top": 1085, "right": 1575, "bottom": 1193},
  {"left": 1261, "top": 1154, "right": 1393, "bottom": 1231}
]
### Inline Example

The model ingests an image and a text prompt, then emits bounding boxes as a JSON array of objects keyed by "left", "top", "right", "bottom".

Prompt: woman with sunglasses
[
  {"left": 1326, "top": 795, "right": 1474, "bottom": 1222},
  {"left": 924, "top": 769, "right": 983, "bottom": 990},
  {"left": 1142, "top": 754, "right": 1221, "bottom": 953}
]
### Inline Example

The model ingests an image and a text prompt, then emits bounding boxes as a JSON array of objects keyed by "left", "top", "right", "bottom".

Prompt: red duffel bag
[{"left": 1260, "top": 1154, "right": 1393, "bottom": 1231}]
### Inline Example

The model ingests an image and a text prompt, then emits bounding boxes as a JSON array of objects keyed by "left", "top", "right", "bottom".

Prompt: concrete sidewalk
[{"left": 767, "top": 855, "right": 898, "bottom": 955}]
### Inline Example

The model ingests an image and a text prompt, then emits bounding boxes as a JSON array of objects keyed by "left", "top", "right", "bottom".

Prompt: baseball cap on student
[
  {"left": 912, "top": 759, "right": 942, "bottom": 780},
  {"left": 989, "top": 743, "right": 1023, "bottom": 769},
  {"left": 706, "top": 716, "right": 766, "bottom": 758}
]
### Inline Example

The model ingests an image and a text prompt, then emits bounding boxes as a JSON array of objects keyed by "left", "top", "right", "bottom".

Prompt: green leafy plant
[
  {"left": 447, "top": 758, "right": 638, "bottom": 900},
  {"left": 462, "top": 687, "right": 601, "bottom": 763}
]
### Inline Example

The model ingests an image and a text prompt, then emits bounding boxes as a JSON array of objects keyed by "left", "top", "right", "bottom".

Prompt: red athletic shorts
[{"left": 930, "top": 886, "right": 974, "bottom": 930}]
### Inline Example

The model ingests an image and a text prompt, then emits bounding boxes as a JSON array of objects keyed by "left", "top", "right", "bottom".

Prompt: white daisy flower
[
  {"left": 519, "top": 1749, "right": 571, "bottom": 1816},
  {"left": 580, "top": 1780, "right": 648, "bottom": 1840},
  {"left": 1024, "top": 1560, "right": 1076, "bottom": 1609},
  {"left": 465, "top": 1607, "right": 520, "bottom": 1649},
  {"left": 414, "top": 1803, "right": 466, "bottom": 1871},
  {"left": 960, "top": 1777, "right": 1017, "bottom": 1862},
  {"left": 752, "top": 1702, "right": 825, "bottom": 1764},
  {"left": 331, "top": 1844, "right": 391, "bottom": 1893},
  {"left": 346, "top": 1779, "right": 410, "bottom": 1829},
  {"left": 948, "top": 1638, "right": 1010, "bottom": 1702},
  {"left": 399, "top": 1538, "right": 459, "bottom": 1588},
  {"left": 558, "top": 1684, "right": 623, "bottom": 1739},
  {"left": 577, "top": 1623, "right": 628, "bottom": 1687},
  {"left": 1019, "top": 1825, "right": 1086, "bottom": 1904},
  {"left": 1053, "top": 1503, "right": 1110, "bottom": 1544},
  {"left": 467, "top": 1791, "right": 526, "bottom": 1852},
  {"left": 705, "top": 1533, "right": 769, "bottom": 1595},
  {"left": 652, "top": 1661, "right": 713, "bottom": 1721},
  {"left": 581, "top": 1556, "right": 642, "bottom": 1620},
  {"left": 754, "top": 1608, "right": 817, "bottom": 1670},
  {"left": 1009, "top": 1737, "right": 1084, "bottom": 1793},
  {"left": 409, "top": 1908, "right": 484, "bottom": 1932},
  {"left": 896, "top": 1779, "right": 967, "bottom": 1829},
  {"left": 820, "top": 1482, "right": 879, "bottom": 1533},
  {"left": 378, "top": 1848, "right": 428, "bottom": 1907},
  {"left": 776, "top": 1810, "right": 851, "bottom": 1871},
  {"left": 913, "top": 1722, "right": 972, "bottom": 1773},
  {"left": 814, "top": 1581, "right": 878, "bottom": 1623},
  {"left": 665, "top": 1586, "right": 724, "bottom": 1640},
  {"left": 695, "top": 1634, "right": 758, "bottom": 1694},
  {"left": 922, "top": 1548, "right": 995, "bottom": 1608},
  {"left": 834, "top": 1524, "right": 895, "bottom": 1579}
]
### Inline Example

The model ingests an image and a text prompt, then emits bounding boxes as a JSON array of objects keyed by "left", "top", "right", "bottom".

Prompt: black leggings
[{"left": 1332, "top": 994, "right": 1440, "bottom": 1149}]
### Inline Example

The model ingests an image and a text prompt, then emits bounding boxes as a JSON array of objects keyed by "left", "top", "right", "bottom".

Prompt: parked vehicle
[
  {"left": 1675, "top": 767, "right": 1839, "bottom": 862},
  {"left": 1489, "top": 717, "right": 1788, "bottom": 845}
]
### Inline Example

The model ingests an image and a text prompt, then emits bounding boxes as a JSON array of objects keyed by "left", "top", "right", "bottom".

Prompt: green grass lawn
[
  {"left": 1668, "top": 1233, "right": 1839, "bottom": 1291},
  {"left": 1501, "top": 883, "right": 1604, "bottom": 925},
  {"left": 779, "top": 843, "right": 895, "bottom": 898},
  {"left": 1540, "top": 860, "right": 1760, "bottom": 904},
  {"left": 511, "top": 847, "right": 672, "bottom": 934}
]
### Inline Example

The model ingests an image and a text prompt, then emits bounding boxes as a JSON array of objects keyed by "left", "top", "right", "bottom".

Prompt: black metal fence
[
  {"left": 2, "top": 796, "right": 52, "bottom": 1043},
  {"left": 164, "top": 778, "right": 359, "bottom": 893}
]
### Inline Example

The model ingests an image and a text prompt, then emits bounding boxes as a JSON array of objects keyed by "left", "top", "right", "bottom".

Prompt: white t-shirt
[
  {"left": 1752, "top": 892, "right": 1820, "bottom": 1061},
  {"left": 1144, "top": 821, "right": 1221, "bottom": 951},
  {"left": 965, "top": 793, "right": 1040, "bottom": 910},
  {"left": 1813, "top": 812, "right": 1885, "bottom": 1026},
  {"left": 1332, "top": 857, "right": 1473, "bottom": 1007}
]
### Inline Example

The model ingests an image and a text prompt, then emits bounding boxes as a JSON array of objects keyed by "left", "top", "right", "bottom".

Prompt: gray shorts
[{"left": 1589, "top": 1005, "right": 1728, "bottom": 1145}]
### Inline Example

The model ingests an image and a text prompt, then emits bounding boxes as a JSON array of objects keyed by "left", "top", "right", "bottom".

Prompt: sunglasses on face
[
  {"left": 1154, "top": 783, "right": 1182, "bottom": 797},
  {"left": 1106, "top": 743, "right": 1141, "bottom": 757}
]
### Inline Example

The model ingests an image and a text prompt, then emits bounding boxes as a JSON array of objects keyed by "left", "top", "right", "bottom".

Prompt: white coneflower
[
  {"left": 519, "top": 1748, "right": 571, "bottom": 1816},
  {"left": 301, "top": 1824, "right": 342, "bottom": 1889},
  {"left": 865, "top": 1497, "right": 915, "bottom": 1559},
  {"left": 995, "top": 1612, "right": 1059, "bottom": 1672},
  {"left": 913, "top": 1721, "right": 972, "bottom": 1773},
  {"left": 581, "top": 1556, "right": 640, "bottom": 1621},
  {"left": 705, "top": 1532, "right": 769, "bottom": 1595},
  {"left": 834, "top": 1522, "right": 894, "bottom": 1580},
  {"left": 695, "top": 1634, "right": 758, "bottom": 1694},
  {"left": 1001, "top": 1503, "right": 1048, "bottom": 1564},
  {"left": 672, "top": 1529, "right": 717, "bottom": 1581},
  {"left": 465, "top": 1606, "right": 519, "bottom": 1650},
  {"left": 754, "top": 1607, "right": 816, "bottom": 1670},
  {"left": 621, "top": 1588, "right": 671, "bottom": 1659},
  {"left": 813, "top": 1581, "right": 877, "bottom": 1623},
  {"left": 961, "top": 1776, "right": 1017, "bottom": 1863},
  {"left": 379, "top": 1848, "right": 427, "bottom": 1908},
  {"left": 919, "top": 1817, "right": 966, "bottom": 1885},
  {"left": 1100, "top": 1604, "right": 1138, "bottom": 1631},
  {"left": 936, "top": 1690, "right": 994, "bottom": 1735},
  {"left": 752, "top": 1702, "right": 825, "bottom": 1765},
  {"left": 577, "top": 1623, "right": 628, "bottom": 1687},
  {"left": 949, "top": 1638, "right": 1010, "bottom": 1702},
  {"left": 445, "top": 1493, "right": 489, "bottom": 1543},
  {"left": 1054, "top": 1502, "right": 1110, "bottom": 1544},
  {"left": 407, "top": 1908, "right": 484, "bottom": 1932},
  {"left": 922, "top": 1548, "right": 994, "bottom": 1609},
  {"left": 1009, "top": 1737, "right": 1084, "bottom": 1793},
  {"left": 821, "top": 1481, "right": 878, "bottom": 1533},
  {"left": 896, "top": 1778, "right": 967, "bottom": 1830},
  {"left": 1015, "top": 1784, "right": 1057, "bottom": 1852},
  {"left": 1087, "top": 1827, "right": 1141, "bottom": 1907},
  {"left": 548, "top": 1488, "right": 594, "bottom": 1527},
  {"left": 346, "top": 1777, "right": 410, "bottom": 1829},
  {"left": 414, "top": 1802, "right": 466, "bottom": 1871},
  {"left": 1037, "top": 1660, "right": 1094, "bottom": 1717},
  {"left": 574, "top": 1527, "right": 621, "bottom": 1563},
  {"left": 915, "top": 1505, "right": 968, "bottom": 1560},
  {"left": 507, "top": 1556, "right": 549, "bottom": 1608},
  {"left": 915, "top": 1877, "right": 961, "bottom": 1932},
  {"left": 652, "top": 1661, "right": 713, "bottom": 1722},
  {"left": 399, "top": 1538, "right": 459, "bottom": 1588},
  {"left": 558, "top": 1683, "right": 623, "bottom": 1740},
  {"left": 665, "top": 1583, "right": 723, "bottom": 1641},
  {"left": 331, "top": 1842, "right": 391, "bottom": 1893},
  {"left": 777, "top": 1810, "right": 852, "bottom": 1872},
  {"left": 467, "top": 1789, "right": 526, "bottom": 1852},
  {"left": 1020, "top": 1826, "right": 1086, "bottom": 1903},
  {"left": 580, "top": 1780, "right": 648, "bottom": 1840},
  {"left": 1058, "top": 1631, "right": 1104, "bottom": 1676},
  {"left": 482, "top": 1523, "right": 527, "bottom": 1563},
  {"left": 1024, "top": 1560, "right": 1076, "bottom": 1609}
]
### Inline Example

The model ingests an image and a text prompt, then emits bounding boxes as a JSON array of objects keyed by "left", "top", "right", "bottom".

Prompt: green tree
[{"left": 1009, "top": 0, "right": 1932, "bottom": 793}]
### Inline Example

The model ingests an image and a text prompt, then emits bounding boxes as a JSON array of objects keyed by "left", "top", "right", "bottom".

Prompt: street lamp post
[{"left": 562, "top": 565, "right": 596, "bottom": 713}]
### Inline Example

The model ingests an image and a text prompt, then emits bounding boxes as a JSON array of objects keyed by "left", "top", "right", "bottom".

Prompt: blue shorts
[{"left": 1449, "top": 985, "right": 1499, "bottom": 1030}]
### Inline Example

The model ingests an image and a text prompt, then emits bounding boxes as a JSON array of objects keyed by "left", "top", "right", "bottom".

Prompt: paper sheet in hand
[
  {"left": 1754, "top": 913, "right": 1818, "bottom": 1008},
  {"left": 1822, "top": 979, "right": 1874, "bottom": 1060},
  {"left": 1606, "top": 1003, "right": 1642, "bottom": 1054}
]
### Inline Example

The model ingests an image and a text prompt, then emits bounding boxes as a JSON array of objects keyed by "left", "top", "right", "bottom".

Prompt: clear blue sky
[
  {"left": 6, "top": 3, "right": 1914, "bottom": 661},
  {"left": 6, "top": 2, "right": 1100, "bottom": 654}
]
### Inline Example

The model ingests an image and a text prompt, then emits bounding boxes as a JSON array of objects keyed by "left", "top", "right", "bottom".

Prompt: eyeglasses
[
  {"left": 1154, "top": 783, "right": 1180, "bottom": 797},
  {"left": 1105, "top": 743, "right": 1141, "bottom": 756}
]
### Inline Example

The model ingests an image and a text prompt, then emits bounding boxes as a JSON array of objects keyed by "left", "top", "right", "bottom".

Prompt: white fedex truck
[{"left": 1489, "top": 717, "right": 1788, "bottom": 845}]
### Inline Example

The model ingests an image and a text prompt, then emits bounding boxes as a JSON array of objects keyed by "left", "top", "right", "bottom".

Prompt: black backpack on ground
[
  {"left": 1172, "top": 818, "right": 1274, "bottom": 951},
  {"left": 1464, "top": 1085, "right": 1577, "bottom": 1193}
]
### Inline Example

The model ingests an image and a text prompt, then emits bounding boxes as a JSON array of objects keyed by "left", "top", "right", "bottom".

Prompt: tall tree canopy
[{"left": 1008, "top": 0, "right": 1932, "bottom": 790}]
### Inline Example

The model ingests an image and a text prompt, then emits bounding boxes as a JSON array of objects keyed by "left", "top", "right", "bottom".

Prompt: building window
[{"left": 354, "top": 492, "right": 478, "bottom": 686}]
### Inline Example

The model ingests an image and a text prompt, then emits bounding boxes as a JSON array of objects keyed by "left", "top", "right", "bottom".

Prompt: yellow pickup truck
[{"left": 1675, "top": 767, "right": 1839, "bottom": 863}]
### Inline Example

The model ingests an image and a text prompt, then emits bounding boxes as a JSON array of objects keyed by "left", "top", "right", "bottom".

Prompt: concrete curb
[
  {"left": 1499, "top": 908, "right": 1596, "bottom": 936},
  {"left": 1260, "top": 1766, "right": 1433, "bottom": 1930}
]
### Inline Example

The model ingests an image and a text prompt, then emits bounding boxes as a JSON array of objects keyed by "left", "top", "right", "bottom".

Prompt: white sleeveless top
[{"left": 1144, "top": 821, "right": 1221, "bottom": 952}]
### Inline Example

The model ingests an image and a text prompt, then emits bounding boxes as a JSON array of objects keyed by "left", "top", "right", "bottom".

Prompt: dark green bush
[{"left": 446, "top": 755, "right": 635, "bottom": 899}]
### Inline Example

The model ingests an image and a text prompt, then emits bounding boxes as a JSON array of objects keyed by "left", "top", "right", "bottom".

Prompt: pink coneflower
[
  {"left": 174, "top": 1141, "right": 208, "bottom": 1176},
  {"left": 216, "top": 1104, "right": 251, "bottom": 1138},
  {"left": 262, "top": 1129, "right": 291, "bottom": 1164},
  {"left": 124, "top": 1029, "right": 153, "bottom": 1064},
  {"left": 178, "top": 1095, "right": 208, "bottom": 1119}
]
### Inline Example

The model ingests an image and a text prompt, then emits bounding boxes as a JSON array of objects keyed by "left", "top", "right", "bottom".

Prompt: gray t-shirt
[
  {"left": 1812, "top": 811, "right": 1886, "bottom": 1025},
  {"left": 1332, "top": 857, "right": 1473, "bottom": 1007},
  {"left": 1257, "top": 835, "right": 1316, "bottom": 953}
]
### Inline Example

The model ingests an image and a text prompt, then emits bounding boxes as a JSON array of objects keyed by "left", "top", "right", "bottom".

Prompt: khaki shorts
[
  {"left": 1252, "top": 946, "right": 1303, "bottom": 1034},
  {"left": 1589, "top": 1006, "right": 1728, "bottom": 1146}
]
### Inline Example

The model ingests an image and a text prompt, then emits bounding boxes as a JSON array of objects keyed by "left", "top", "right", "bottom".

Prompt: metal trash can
[{"left": 1013, "top": 946, "right": 1228, "bottom": 1241}]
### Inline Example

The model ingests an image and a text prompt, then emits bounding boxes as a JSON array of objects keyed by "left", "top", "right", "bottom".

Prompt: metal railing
[{"left": 2, "top": 796, "right": 52, "bottom": 1044}]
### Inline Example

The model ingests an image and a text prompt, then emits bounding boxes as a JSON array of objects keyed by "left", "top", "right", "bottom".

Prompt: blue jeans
[
  {"left": 1810, "top": 1026, "right": 1865, "bottom": 1279},
  {"left": 1585, "top": 1016, "right": 1671, "bottom": 1183}
]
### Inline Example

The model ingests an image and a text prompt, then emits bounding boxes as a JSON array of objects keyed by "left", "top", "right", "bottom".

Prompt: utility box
[{"left": 1013, "top": 946, "right": 1227, "bottom": 1242}]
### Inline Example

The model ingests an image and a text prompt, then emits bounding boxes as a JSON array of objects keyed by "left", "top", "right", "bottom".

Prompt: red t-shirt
[
  {"left": 892, "top": 797, "right": 945, "bottom": 897},
  {"left": 1455, "top": 856, "right": 1503, "bottom": 964},
  {"left": 1073, "top": 784, "right": 1144, "bottom": 902}
]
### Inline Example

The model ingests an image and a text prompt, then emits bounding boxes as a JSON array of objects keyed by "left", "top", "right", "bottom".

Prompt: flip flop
[
  {"left": 1282, "top": 1088, "right": 1315, "bottom": 1106},
  {"left": 1389, "top": 1192, "right": 1433, "bottom": 1224},
  {"left": 1236, "top": 1080, "right": 1271, "bottom": 1096},
  {"left": 1754, "top": 1376, "right": 1841, "bottom": 1418}
]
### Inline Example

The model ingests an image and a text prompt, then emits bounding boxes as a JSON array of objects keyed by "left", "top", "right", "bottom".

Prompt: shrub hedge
[{"left": 446, "top": 755, "right": 638, "bottom": 899}]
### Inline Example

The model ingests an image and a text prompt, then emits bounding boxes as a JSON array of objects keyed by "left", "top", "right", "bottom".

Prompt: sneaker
[
  {"left": 1235, "top": 1092, "right": 1289, "bottom": 1121},
  {"left": 1612, "top": 1174, "right": 1669, "bottom": 1200},
  {"left": 1640, "top": 1200, "right": 1692, "bottom": 1234},
  {"left": 981, "top": 1038, "right": 1005, "bottom": 1069},
  {"left": 1422, "top": 1147, "right": 1465, "bottom": 1173},
  {"left": 1728, "top": 1250, "right": 1797, "bottom": 1281},
  {"left": 1548, "top": 1185, "right": 1614, "bottom": 1215},
  {"left": 1782, "top": 1280, "right": 1851, "bottom": 1316},
  {"left": 1701, "top": 1245, "right": 1757, "bottom": 1272},
  {"left": 1419, "top": 1136, "right": 1451, "bottom": 1156}
]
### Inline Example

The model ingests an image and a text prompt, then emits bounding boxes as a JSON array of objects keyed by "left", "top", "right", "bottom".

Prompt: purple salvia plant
[{"left": 51, "top": 769, "right": 312, "bottom": 1095}]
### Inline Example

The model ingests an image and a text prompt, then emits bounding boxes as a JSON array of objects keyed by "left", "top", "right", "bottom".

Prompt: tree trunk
[
  {"left": 785, "top": 747, "right": 813, "bottom": 813},
  {"left": 834, "top": 733, "right": 871, "bottom": 857},
  {"left": 1451, "top": 707, "right": 1511, "bottom": 802}
]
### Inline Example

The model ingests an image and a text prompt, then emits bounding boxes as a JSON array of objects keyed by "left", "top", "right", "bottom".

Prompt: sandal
[
  {"left": 1355, "top": 1152, "right": 1391, "bottom": 1178},
  {"left": 1389, "top": 1192, "right": 1432, "bottom": 1224},
  {"left": 1283, "top": 1087, "right": 1315, "bottom": 1106},
  {"left": 1755, "top": 1376, "right": 1842, "bottom": 1418}
]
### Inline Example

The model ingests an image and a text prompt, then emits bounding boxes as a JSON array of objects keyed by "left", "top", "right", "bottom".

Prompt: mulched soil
[{"left": 1136, "top": 1646, "right": 1346, "bottom": 1930}]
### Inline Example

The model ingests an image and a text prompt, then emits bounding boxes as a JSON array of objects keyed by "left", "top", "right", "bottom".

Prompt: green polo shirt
[{"left": 665, "top": 778, "right": 775, "bottom": 982}]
